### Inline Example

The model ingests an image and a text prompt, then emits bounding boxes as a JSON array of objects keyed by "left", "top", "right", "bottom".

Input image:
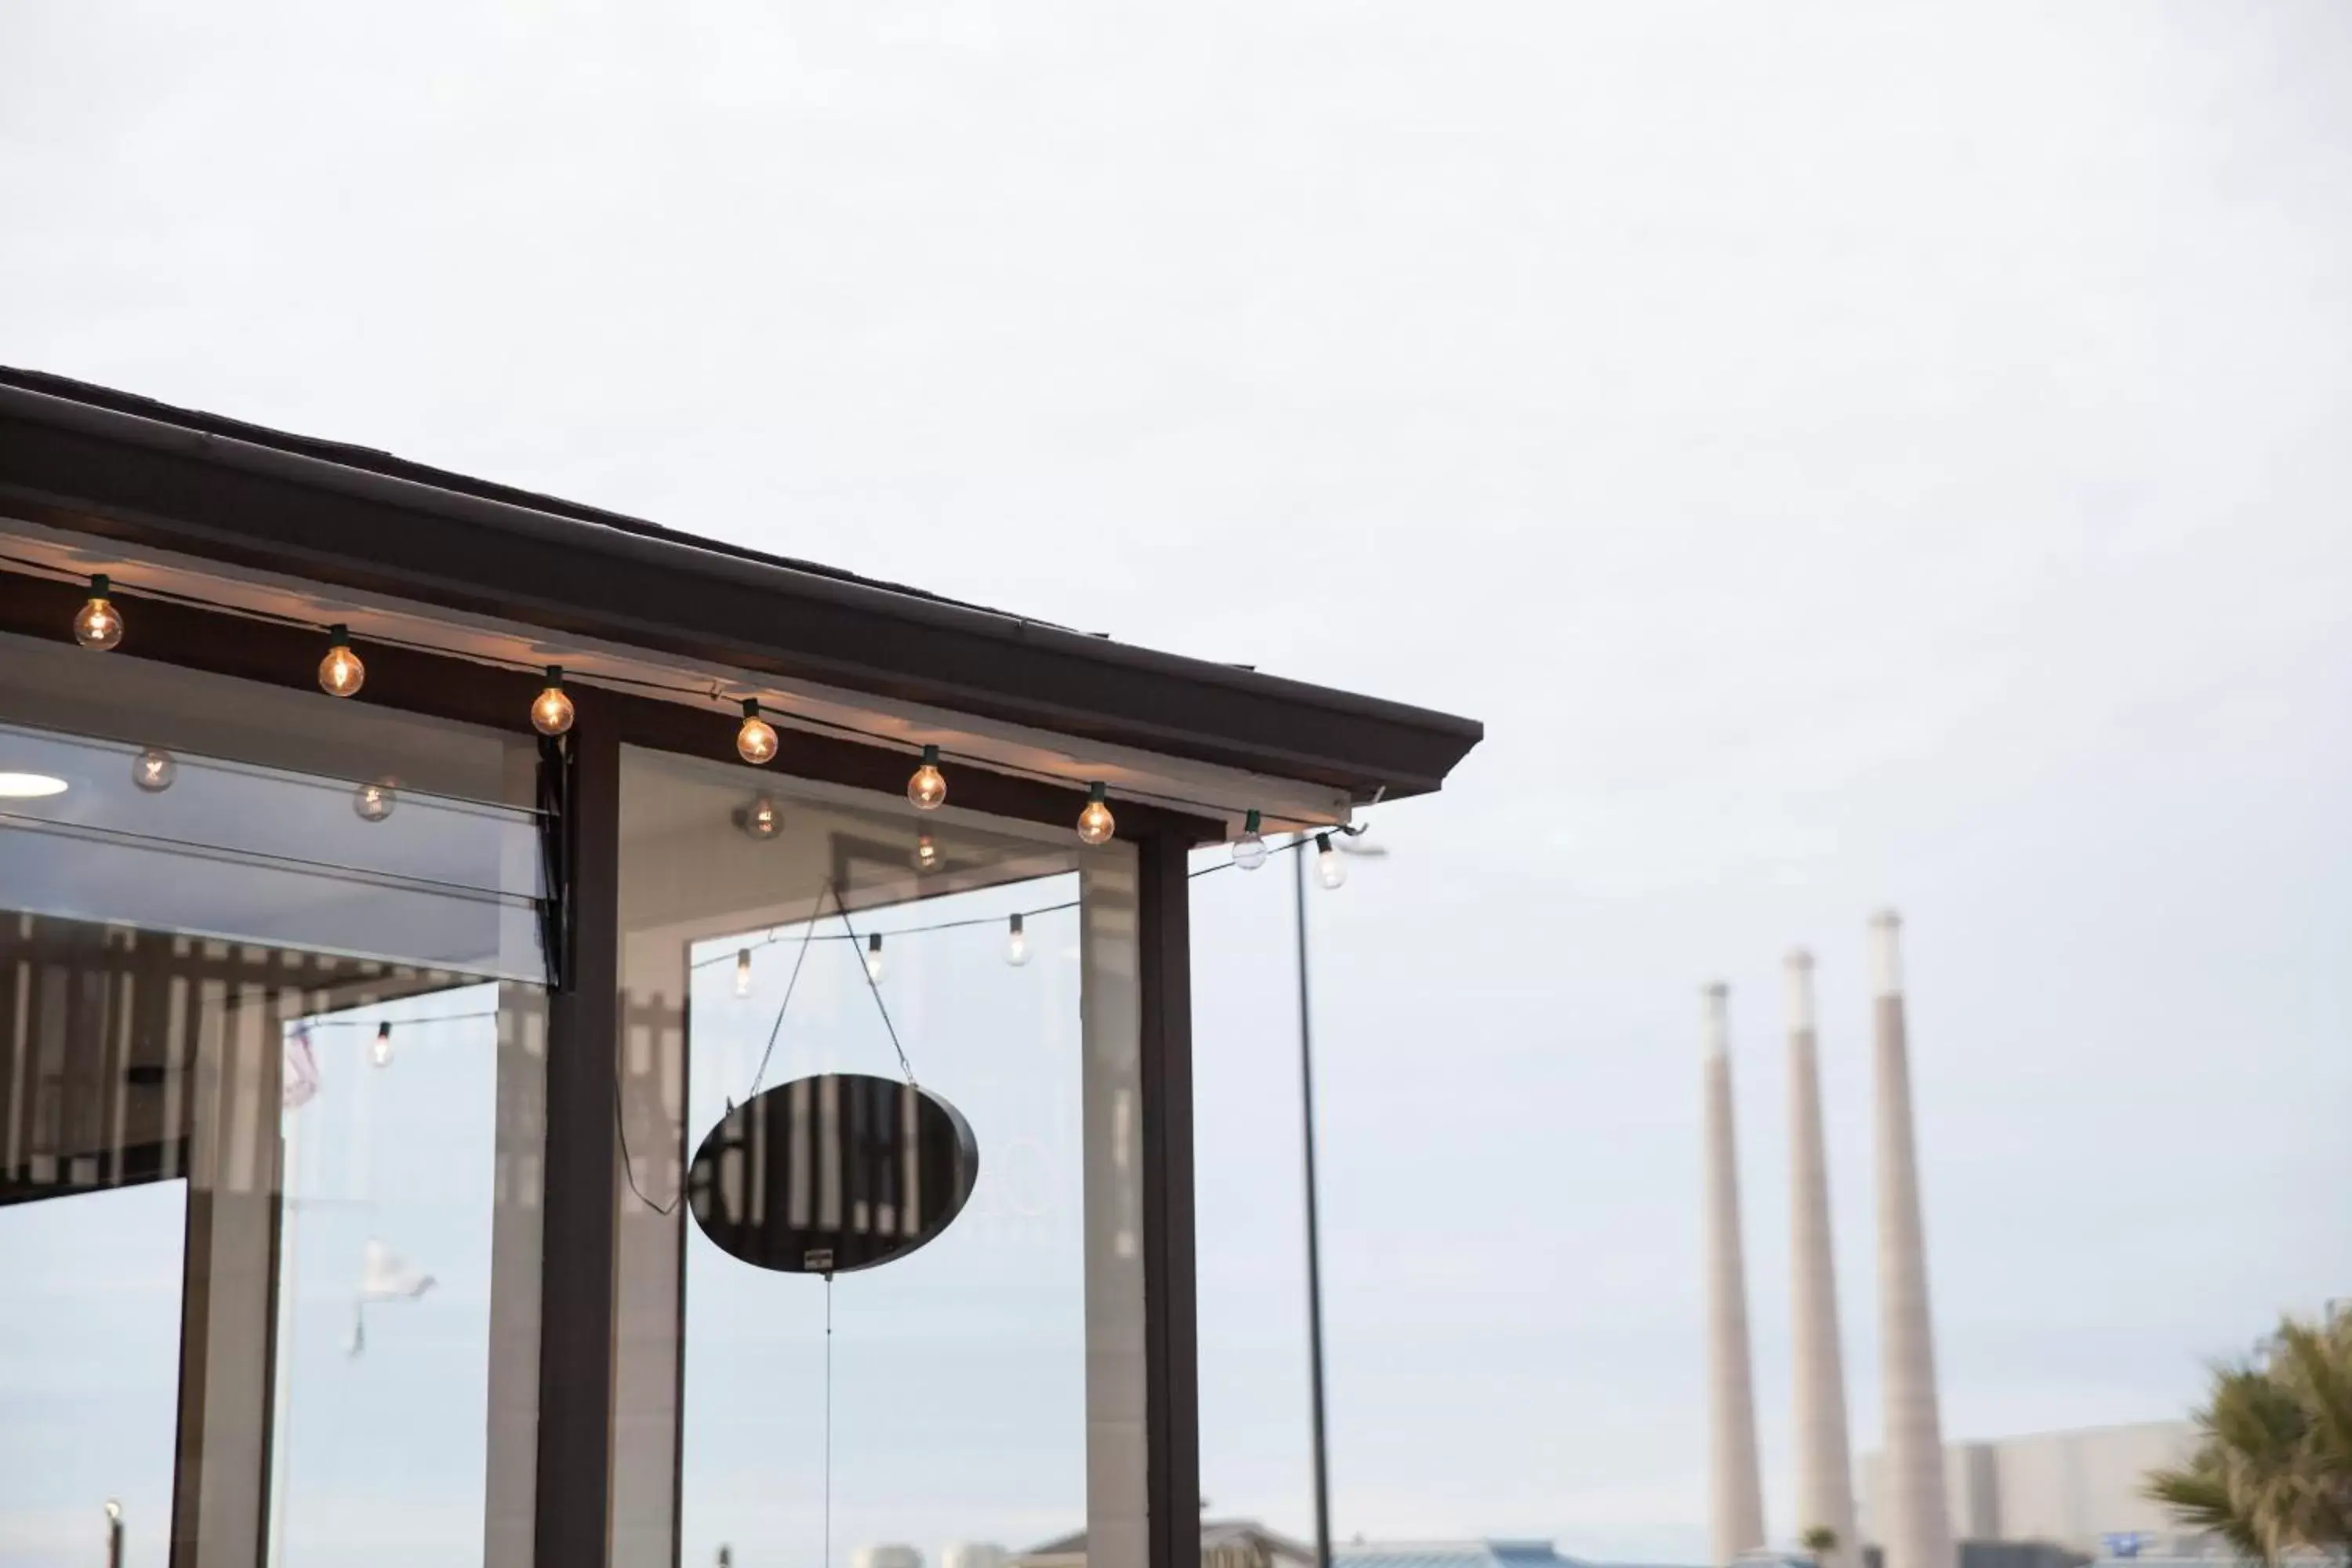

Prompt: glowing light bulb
[
  {"left": 1232, "top": 808, "right": 1269, "bottom": 869},
  {"left": 354, "top": 779, "right": 397, "bottom": 822},
  {"left": 531, "top": 666, "right": 575, "bottom": 736},
  {"left": 736, "top": 699, "right": 778, "bottom": 765},
  {"left": 864, "top": 932, "right": 885, "bottom": 982},
  {"left": 735, "top": 948, "right": 753, "bottom": 998},
  {"left": 738, "top": 794, "right": 783, "bottom": 840},
  {"left": 370, "top": 1022, "right": 394, "bottom": 1067},
  {"left": 907, "top": 744, "right": 947, "bottom": 811},
  {"left": 1076, "top": 782, "right": 1115, "bottom": 845},
  {"left": 1004, "top": 912, "right": 1030, "bottom": 967},
  {"left": 913, "top": 832, "right": 941, "bottom": 873},
  {"left": 74, "top": 575, "right": 124, "bottom": 650},
  {"left": 1315, "top": 832, "right": 1345, "bottom": 889},
  {"left": 319, "top": 626, "right": 365, "bottom": 698},
  {"left": 132, "top": 747, "right": 176, "bottom": 793}
]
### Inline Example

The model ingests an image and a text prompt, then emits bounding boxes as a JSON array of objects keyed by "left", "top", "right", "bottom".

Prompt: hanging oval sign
[{"left": 687, "top": 1073, "right": 978, "bottom": 1275}]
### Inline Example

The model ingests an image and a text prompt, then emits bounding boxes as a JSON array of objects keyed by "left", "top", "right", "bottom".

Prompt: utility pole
[
  {"left": 105, "top": 1501, "right": 124, "bottom": 1568},
  {"left": 1293, "top": 837, "right": 1334, "bottom": 1568}
]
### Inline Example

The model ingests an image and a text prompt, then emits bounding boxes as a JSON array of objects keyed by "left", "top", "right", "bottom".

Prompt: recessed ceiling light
[{"left": 0, "top": 772, "right": 69, "bottom": 799}]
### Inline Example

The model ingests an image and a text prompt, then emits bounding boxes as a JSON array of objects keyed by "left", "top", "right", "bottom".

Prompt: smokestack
[
  {"left": 1786, "top": 950, "right": 1860, "bottom": 1568},
  {"left": 1702, "top": 983, "right": 1767, "bottom": 1567},
  {"left": 1871, "top": 913, "right": 1955, "bottom": 1568}
]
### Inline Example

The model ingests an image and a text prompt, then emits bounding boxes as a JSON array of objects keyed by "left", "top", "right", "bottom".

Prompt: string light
[
  {"left": 1004, "top": 912, "right": 1030, "bottom": 967},
  {"left": 736, "top": 699, "right": 779, "bottom": 765},
  {"left": 370, "top": 1021, "right": 394, "bottom": 1068},
  {"left": 531, "top": 666, "right": 575, "bottom": 736},
  {"left": 73, "top": 575, "right": 124, "bottom": 650},
  {"left": 864, "top": 932, "right": 886, "bottom": 982},
  {"left": 913, "top": 833, "right": 941, "bottom": 873},
  {"left": 735, "top": 948, "right": 753, "bottom": 997},
  {"left": 319, "top": 626, "right": 365, "bottom": 698},
  {"left": 5, "top": 561, "right": 1319, "bottom": 833},
  {"left": 1076, "top": 782, "right": 1115, "bottom": 845},
  {"left": 132, "top": 747, "right": 176, "bottom": 793},
  {"left": 692, "top": 826, "right": 1354, "bottom": 980},
  {"left": 736, "top": 794, "right": 783, "bottom": 840},
  {"left": 1232, "top": 808, "right": 1269, "bottom": 869},
  {"left": 907, "top": 745, "right": 946, "bottom": 811},
  {"left": 354, "top": 779, "right": 397, "bottom": 822},
  {"left": 1315, "top": 831, "right": 1345, "bottom": 889}
]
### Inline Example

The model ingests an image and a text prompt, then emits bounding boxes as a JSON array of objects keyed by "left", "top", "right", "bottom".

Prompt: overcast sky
[{"left": 5, "top": 1, "right": 2352, "bottom": 1563}]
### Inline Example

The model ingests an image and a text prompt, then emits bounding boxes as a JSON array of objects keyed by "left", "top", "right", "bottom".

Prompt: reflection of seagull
[
  {"left": 346, "top": 1240, "right": 435, "bottom": 1358},
  {"left": 361, "top": 1239, "right": 436, "bottom": 1300}
]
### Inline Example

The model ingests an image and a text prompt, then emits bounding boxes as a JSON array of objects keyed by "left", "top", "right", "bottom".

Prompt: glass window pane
[
  {"left": 267, "top": 982, "right": 546, "bottom": 1568},
  {"left": 0, "top": 648, "right": 548, "bottom": 1568},
  {"left": 0, "top": 1184, "right": 185, "bottom": 1568},
  {"left": 0, "top": 633, "right": 546, "bottom": 983},
  {"left": 615, "top": 748, "right": 1145, "bottom": 1568}
]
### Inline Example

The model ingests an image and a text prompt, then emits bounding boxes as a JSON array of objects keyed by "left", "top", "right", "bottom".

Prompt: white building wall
[
  {"left": 1990, "top": 1422, "right": 2198, "bottom": 1548},
  {"left": 1857, "top": 1422, "right": 2200, "bottom": 1555}
]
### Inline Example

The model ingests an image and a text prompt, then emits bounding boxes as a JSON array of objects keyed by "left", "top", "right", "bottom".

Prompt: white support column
[
  {"left": 1871, "top": 913, "right": 1955, "bottom": 1568},
  {"left": 1785, "top": 950, "right": 1859, "bottom": 1568},
  {"left": 1703, "top": 983, "right": 1767, "bottom": 1567}
]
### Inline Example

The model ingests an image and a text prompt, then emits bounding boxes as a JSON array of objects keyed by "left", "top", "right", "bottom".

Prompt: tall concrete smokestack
[
  {"left": 1785, "top": 950, "right": 1859, "bottom": 1568},
  {"left": 1702, "top": 983, "right": 1767, "bottom": 1568},
  {"left": 1871, "top": 913, "right": 1955, "bottom": 1568}
]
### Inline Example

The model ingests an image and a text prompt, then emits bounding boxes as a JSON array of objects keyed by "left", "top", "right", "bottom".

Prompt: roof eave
[{"left": 0, "top": 375, "right": 1484, "bottom": 803}]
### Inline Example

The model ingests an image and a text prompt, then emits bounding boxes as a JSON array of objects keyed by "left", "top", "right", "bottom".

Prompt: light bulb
[
  {"left": 1004, "top": 913, "right": 1030, "bottom": 967},
  {"left": 864, "top": 933, "right": 885, "bottom": 982},
  {"left": 74, "top": 575, "right": 123, "bottom": 650},
  {"left": 1315, "top": 832, "right": 1345, "bottom": 889},
  {"left": 370, "top": 1022, "right": 394, "bottom": 1068},
  {"left": 1076, "top": 782, "right": 1115, "bottom": 845},
  {"left": 354, "top": 779, "right": 397, "bottom": 822},
  {"left": 319, "top": 626, "right": 365, "bottom": 698},
  {"left": 736, "top": 699, "right": 778, "bottom": 765},
  {"left": 132, "top": 747, "right": 176, "bottom": 793},
  {"left": 913, "top": 833, "right": 941, "bottom": 873},
  {"left": 735, "top": 948, "right": 753, "bottom": 998},
  {"left": 907, "top": 745, "right": 947, "bottom": 811},
  {"left": 531, "top": 666, "right": 575, "bottom": 736},
  {"left": 1232, "top": 808, "right": 1268, "bottom": 870},
  {"left": 738, "top": 794, "right": 783, "bottom": 840}
]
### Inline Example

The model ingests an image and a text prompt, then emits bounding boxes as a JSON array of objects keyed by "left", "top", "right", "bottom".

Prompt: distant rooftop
[
  {"left": 1020, "top": 1521, "right": 1312, "bottom": 1566},
  {"left": 1334, "top": 1541, "right": 1597, "bottom": 1568}
]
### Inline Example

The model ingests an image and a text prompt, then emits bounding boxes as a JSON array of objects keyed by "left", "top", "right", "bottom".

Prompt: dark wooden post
[
  {"left": 535, "top": 717, "right": 622, "bottom": 1564},
  {"left": 1136, "top": 833, "right": 1202, "bottom": 1568}
]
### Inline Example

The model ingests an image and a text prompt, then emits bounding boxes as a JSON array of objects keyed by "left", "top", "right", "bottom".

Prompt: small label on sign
[{"left": 804, "top": 1247, "right": 834, "bottom": 1272}]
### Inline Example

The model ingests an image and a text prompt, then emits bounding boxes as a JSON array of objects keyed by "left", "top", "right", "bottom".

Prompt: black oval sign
[{"left": 687, "top": 1073, "right": 978, "bottom": 1275}]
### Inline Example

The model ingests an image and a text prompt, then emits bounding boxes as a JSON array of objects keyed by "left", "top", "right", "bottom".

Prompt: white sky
[{"left": 5, "top": 1, "right": 2351, "bottom": 1562}]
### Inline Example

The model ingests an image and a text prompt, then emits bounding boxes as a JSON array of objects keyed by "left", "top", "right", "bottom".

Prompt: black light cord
[
  {"left": 299, "top": 1009, "right": 499, "bottom": 1030},
  {"left": 689, "top": 833, "right": 1316, "bottom": 971},
  {"left": 612, "top": 1094, "right": 684, "bottom": 1218}
]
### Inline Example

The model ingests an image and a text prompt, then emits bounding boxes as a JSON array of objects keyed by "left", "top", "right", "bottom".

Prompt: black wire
[
  {"left": 613, "top": 1090, "right": 684, "bottom": 1217},
  {"left": 826, "top": 884, "right": 919, "bottom": 1087},
  {"left": 299, "top": 1010, "right": 500, "bottom": 1029},
  {"left": 823, "top": 1276, "right": 834, "bottom": 1568},
  {"left": 742, "top": 879, "right": 829, "bottom": 1104},
  {"left": 681, "top": 837, "right": 1310, "bottom": 971},
  {"left": 291, "top": 995, "right": 681, "bottom": 1217},
  {"left": 686, "top": 896, "right": 1082, "bottom": 969}
]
